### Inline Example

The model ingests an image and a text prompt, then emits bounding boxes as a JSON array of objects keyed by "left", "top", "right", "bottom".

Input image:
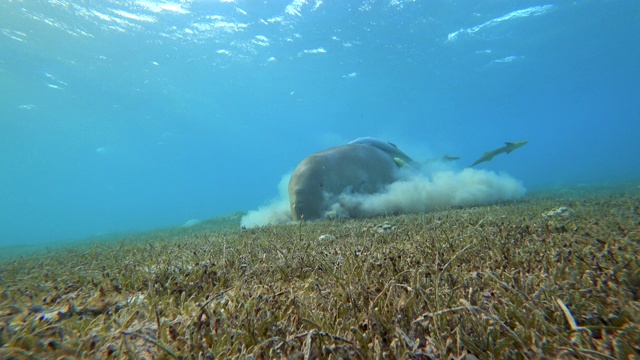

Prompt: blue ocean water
[{"left": 1, "top": 0, "right": 638, "bottom": 247}]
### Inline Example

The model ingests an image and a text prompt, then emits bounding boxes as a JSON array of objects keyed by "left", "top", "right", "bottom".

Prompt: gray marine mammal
[
  {"left": 288, "top": 137, "right": 413, "bottom": 221},
  {"left": 348, "top": 137, "right": 413, "bottom": 166}
]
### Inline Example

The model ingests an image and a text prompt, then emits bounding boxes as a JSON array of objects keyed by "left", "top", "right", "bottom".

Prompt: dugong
[{"left": 288, "top": 137, "right": 413, "bottom": 221}]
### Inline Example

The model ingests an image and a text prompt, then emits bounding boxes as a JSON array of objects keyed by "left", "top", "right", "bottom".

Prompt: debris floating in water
[
  {"left": 317, "top": 234, "right": 335, "bottom": 242},
  {"left": 543, "top": 206, "right": 572, "bottom": 218},
  {"left": 182, "top": 219, "right": 201, "bottom": 227}
]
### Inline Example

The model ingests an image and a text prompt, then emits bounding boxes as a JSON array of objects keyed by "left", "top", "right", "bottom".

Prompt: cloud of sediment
[
  {"left": 240, "top": 174, "right": 293, "bottom": 228},
  {"left": 329, "top": 167, "right": 525, "bottom": 218},
  {"left": 241, "top": 166, "right": 526, "bottom": 227}
]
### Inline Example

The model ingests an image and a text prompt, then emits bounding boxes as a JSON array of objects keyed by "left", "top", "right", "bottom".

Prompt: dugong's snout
[{"left": 290, "top": 199, "right": 321, "bottom": 221}]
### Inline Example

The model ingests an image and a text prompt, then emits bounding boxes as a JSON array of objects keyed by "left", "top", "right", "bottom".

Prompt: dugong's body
[{"left": 288, "top": 138, "right": 412, "bottom": 221}]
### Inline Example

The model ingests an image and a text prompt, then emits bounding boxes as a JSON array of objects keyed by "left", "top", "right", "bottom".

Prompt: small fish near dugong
[
  {"left": 288, "top": 137, "right": 413, "bottom": 221},
  {"left": 469, "top": 141, "right": 528, "bottom": 167}
]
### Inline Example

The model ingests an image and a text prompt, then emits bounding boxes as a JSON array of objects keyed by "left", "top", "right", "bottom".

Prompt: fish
[
  {"left": 425, "top": 155, "right": 460, "bottom": 164},
  {"left": 469, "top": 141, "right": 528, "bottom": 167}
]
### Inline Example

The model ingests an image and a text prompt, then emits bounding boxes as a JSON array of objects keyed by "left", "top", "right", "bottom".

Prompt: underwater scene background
[{"left": 1, "top": 0, "right": 639, "bottom": 247}]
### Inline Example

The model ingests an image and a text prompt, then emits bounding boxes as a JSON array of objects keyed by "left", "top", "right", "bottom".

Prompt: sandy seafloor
[{"left": 0, "top": 183, "right": 638, "bottom": 358}]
